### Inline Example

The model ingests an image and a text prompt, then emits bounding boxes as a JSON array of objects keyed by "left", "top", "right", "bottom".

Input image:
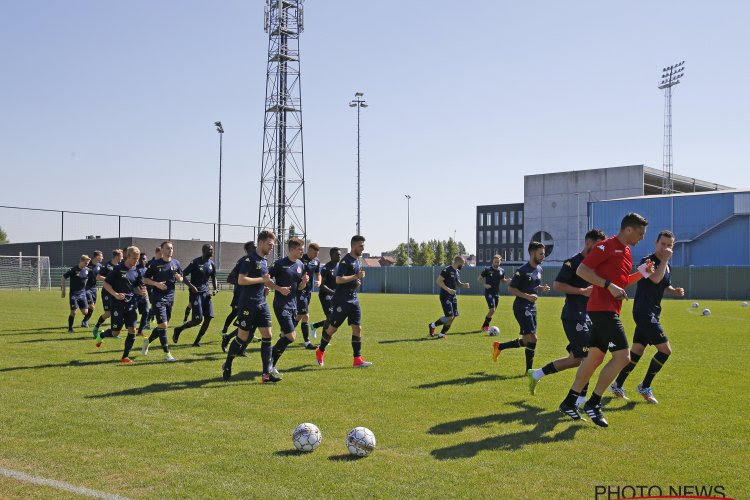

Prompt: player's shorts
[
  {"left": 230, "top": 289, "right": 240, "bottom": 309},
  {"left": 101, "top": 291, "right": 112, "bottom": 312},
  {"left": 85, "top": 288, "right": 98, "bottom": 305},
  {"left": 513, "top": 305, "right": 537, "bottom": 335},
  {"left": 295, "top": 291, "right": 311, "bottom": 314},
  {"left": 152, "top": 296, "right": 174, "bottom": 324},
  {"left": 110, "top": 299, "right": 138, "bottom": 330},
  {"left": 136, "top": 295, "right": 149, "bottom": 316},
  {"left": 147, "top": 287, "right": 156, "bottom": 306},
  {"left": 632, "top": 312, "right": 668, "bottom": 346},
  {"left": 329, "top": 300, "right": 362, "bottom": 328},
  {"left": 235, "top": 302, "right": 273, "bottom": 331},
  {"left": 318, "top": 293, "right": 333, "bottom": 318},
  {"left": 588, "top": 311, "right": 629, "bottom": 353},
  {"left": 484, "top": 292, "right": 499, "bottom": 309},
  {"left": 69, "top": 293, "right": 89, "bottom": 311},
  {"left": 562, "top": 317, "right": 592, "bottom": 358},
  {"left": 274, "top": 305, "right": 298, "bottom": 334},
  {"left": 189, "top": 291, "right": 214, "bottom": 322},
  {"left": 440, "top": 294, "right": 459, "bottom": 318}
]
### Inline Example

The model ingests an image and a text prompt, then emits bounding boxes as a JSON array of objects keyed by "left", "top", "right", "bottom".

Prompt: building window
[
  {"left": 518, "top": 210, "right": 523, "bottom": 224},
  {"left": 509, "top": 248, "right": 514, "bottom": 261},
  {"left": 479, "top": 231, "right": 484, "bottom": 245},
  {"left": 502, "top": 249, "right": 507, "bottom": 260},
  {"left": 478, "top": 213, "right": 482, "bottom": 227},
  {"left": 517, "top": 229, "right": 523, "bottom": 243},
  {"left": 518, "top": 247, "right": 523, "bottom": 259},
  {"left": 494, "top": 230, "right": 499, "bottom": 244},
  {"left": 485, "top": 230, "right": 491, "bottom": 244},
  {"left": 509, "top": 211, "right": 515, "bottom": 225},
  {"left": 493, "top": 248, "right": 498, "bottom": 258},
  {"left": 509, "top": 230, "right": 515, "bottom": 244},
  {"left": 494, "top": 212, "right": 499, "bottom": 226},
  {"left": 502, "top": 212, "right": 507, "bottom": 225},
  {"left": 487, "top": 213, "right": 493, "bottom": 226},
  {"left": 502, "top": 230, "right": 507, "bottom": 244}
]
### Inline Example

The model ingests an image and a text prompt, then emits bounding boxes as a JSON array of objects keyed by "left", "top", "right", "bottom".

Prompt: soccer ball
[
  {"left": 346, "top": 427, "right": 376, "bottom": 457},
  {"left": 691, "top": 302, "right": 699, "bottom": 308},
  {"left": 488, "top": 326, "right": 500, "bottom": 337},
  {"left": 702, "top": 309, "right": 711, "bottom": 316},
  {"left": 292, "top": 423, "right": 322, "bottom": 452},
  {"left": 741, "top": 302, "right": 748, "bottom": 307}
]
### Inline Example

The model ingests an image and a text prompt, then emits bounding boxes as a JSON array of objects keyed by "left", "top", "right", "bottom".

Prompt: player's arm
[
  {"left": 666, "top": 285, "right": 685, "bottom": 296},
  {"left": 181, "top": 264, "right": 198, "bottom": 293},
  {"left": 238, "top": 273, "right": 265, "bottom": 286},
  {"left": 648, "top": 256, "right": 669, "bottom": 284},
  {"left": 577, "top": 263, "right": 627, "bottom": 299},
  {"left": 211, "top": 273, "right": 218, "bottom": 293},
  {"left": 297, "top": 274, "right": 309, "bottom": 291},
  {"left": 436, "top": 275, "right": 455, "bottom": 295},
  {"left": 315, "top": 271, "right": 321, "bottom": 288},
  {"left": 60, "top": 274, "right": 67, "bottom": 297},
  {"left": 508, "top": 285, "right": 536, "bottom": 302},
  {"left": 143, "top": 277, "right": 167, "bottom": 290},
  {"left": 457, "top": 278, "right": 470, "bottom": 289},
  {"left": 102, "top": 280, "right": 125, "bottom": 301},
  {"left": 553, "top": 280, "right": 591, "bottom": 296}
]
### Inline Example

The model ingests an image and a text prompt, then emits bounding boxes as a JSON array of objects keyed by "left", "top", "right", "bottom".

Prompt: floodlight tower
[
  {"left": 349, "top": 92, "right": 368, "bottom": 235},
  {"left": 258, "top": 0, "right": 307, "bottom": 259},
  {"left": 658, "top": 61, "right": 685, "bottom": 194}
]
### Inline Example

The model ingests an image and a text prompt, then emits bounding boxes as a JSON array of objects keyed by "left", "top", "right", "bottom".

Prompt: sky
[{"left": 1, "top": 0, "right": 749, "bottom": 256}]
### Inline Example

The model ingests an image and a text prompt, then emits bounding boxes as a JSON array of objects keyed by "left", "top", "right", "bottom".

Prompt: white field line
[{"left": 0, "top": 467, "right": 134, "bottom": 500}]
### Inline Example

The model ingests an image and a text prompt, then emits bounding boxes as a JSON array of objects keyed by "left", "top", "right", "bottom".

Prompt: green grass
[{"left": 1, "top": 291, "right": 749, "bottom": 499}]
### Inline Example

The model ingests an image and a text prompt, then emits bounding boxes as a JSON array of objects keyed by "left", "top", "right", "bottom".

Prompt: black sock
[
  {"left": 95, "top": 315, "right": 105, "bottom": 328},
  {"left": 194, "top": 319, "right": 211, "bottom": 344},
  {"left": 225, "top": 336, "right": 244, "bottom": 366},
  {"left": 587, "top": 392, "right": 602, "bottom": 407},
  {"left": 272, "top": 337, "right": 293, "bottom": 365},
  {"left": 581, "top": 383, "right": 589, "bottom": 397},
  {"left": 149, "top": 328, "right": 162, "bottom": 344},
  {"left": 138, "top": 313, "right": 148, "bottom": 333},
  {"left": 483, "top": 316, "right": 492, "bottom": 327},
  {"left": 83, "top": 310, "right": 94, "bottom": 322},
  {"left": 122, "top": 333, "right": 136, "bottom": 359},
  {"left": 440, "top": 324, "right": 451, "bottom": 334},
  {"left": 312, "top": 320, "right": 326, "bottom": 329},
  {"left": 434, "top": 317, "right": 444, "bottom": 327},
  {"left": 352, "top": 336, "right": 362, "bottom": 357},
  {"left": 101, "top": 329, "right": 114, "bottom": 338},
  {"left": 319, "top": 332, "right": 332, "bottom": 352},
  {"left": 542, "top": 361, "right": 558, "bottom": 375},
  {"left": 498, "top": 338, "right": 523, "bottom": 350},
  {"left": 260, "top": 338, "right": 273, "bottom": 374},
  {"left": 222, "top": 310, "right": 237, "bottom": 333},
  {"left": 159, "top": 330, "right": 169, "bottom": 353},
  {"left": 180, "top": 319, "right": 200, "bottom": 331},
  {"left": 563, "top": 389, "right": 580, "bottom": 406},
  {"left": 642, "top": 351, "right": 670, "bottom": 388},
  {"left": 68, "top": 316, "right": 74, "bottom": 329},
  {"left": 615, "top": 351, "right": 642, "bottom": 388},
  {"left": 301, "top": 322, "right": 310, "bottom": 342},
  {"left": 525, "top": 342, "right": 537, "bottom": 371},
  {"left": 183, "top": 305, "right": 191, "bottom": 322}
]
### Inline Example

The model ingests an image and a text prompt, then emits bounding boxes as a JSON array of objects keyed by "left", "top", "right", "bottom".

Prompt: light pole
[
  {"left": 214, "top": 121, "right": 224, "bottom": 269},
  {"left": 405, "top": 194, "right": 411, "bottom": 263},
  {"left": 658, "top": 61, "right": 685, "bottom": 194},
  {"left": 349, "top": 92, "right": 368, "bottom": 235}
]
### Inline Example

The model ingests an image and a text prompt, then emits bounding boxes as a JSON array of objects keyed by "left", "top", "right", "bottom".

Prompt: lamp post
[
  {"left": 349, "top": 92, "right": 368, "bottom": 235},
  {"left": 214, "top": 121, "right": 224, "bottom": 269},
  {"left": 405, "top": 194, "right": 411, "bottom": 264},
  {"left": 658, "top": 61, "right": 685, "bottom": 194}
]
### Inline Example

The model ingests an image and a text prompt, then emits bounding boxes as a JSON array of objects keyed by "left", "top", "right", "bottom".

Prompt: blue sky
[{"left": 1, "top": 1, "right": 748, "bottom": 256}]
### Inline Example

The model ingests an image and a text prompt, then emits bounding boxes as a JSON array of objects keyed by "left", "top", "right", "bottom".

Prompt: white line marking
[{"left": 0, "top": 467, "right": 133, "bottom": 500}]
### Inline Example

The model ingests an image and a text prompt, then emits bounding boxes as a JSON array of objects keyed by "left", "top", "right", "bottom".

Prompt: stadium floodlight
[
  {"left": 658, "top": 61, "right": 686, "bottom": 195},
  {"left": 349, "top": 92, "right": 368, "bottom": 235},
  {"left": 215, "top": 121, "right": 224, "bottom": 269},
  {"left": 405, "top": 195, "right": 411, "bottom": 263}
]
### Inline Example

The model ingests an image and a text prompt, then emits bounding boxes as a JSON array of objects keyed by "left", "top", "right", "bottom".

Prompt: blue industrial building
[{"left": 589, "top": 190, "right": 750, "bottom": 266}]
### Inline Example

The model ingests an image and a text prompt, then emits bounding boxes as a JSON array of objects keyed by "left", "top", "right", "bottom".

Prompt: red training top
[{"left": 583, "top": 235, "right": 632, "bottom": 314}]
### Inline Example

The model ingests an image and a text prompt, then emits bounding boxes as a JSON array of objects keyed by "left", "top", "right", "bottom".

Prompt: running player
[
  {"left": 296, "top": 242, "right": 321, "bottom": 350},
  {"left": 315, "top": 235, "right": 372, "bottom": 367},
  {"left": 428, "top": 256, "right": 471, "bottom": 338},
  {"left": 81, "top": 250, "right": 103, "bottom": 328},
  {"left": 173, "top": 244, "right": 218, "bottom": 347},
  {"left": 146, "top": 246, "right": 161, "bottom": 325},
  {"left": 311, "top": 247, "right": 340, "bottom": 333},
  {"left": 221, "top": 241, "right": 256, "bottom": 340},
  {"left": 526, "top": 229, "right": 606, "bottom": 400},
  {"left": 92, "top": 249, "right": 123, "bottom": 338},
  {"left": 610, "top": 230, "right": 684, "bottom": 404},
  {"left": 61, "top": 255, "right": 91, "bottom": 332},
  {"left": 492, "top": 241, "right": 551, "bottom": 371},
  {"left": 140, "top": 241, "right": 182, "bottom": 362},
  {"left": 478, "top": 254, "right": 511, "bottom": 332},
  {"left": 559, "top": 213, "right": 653, "bottom": 427},
  {"left": 135, "top": 253, "right": 151, "bottom": 336}
]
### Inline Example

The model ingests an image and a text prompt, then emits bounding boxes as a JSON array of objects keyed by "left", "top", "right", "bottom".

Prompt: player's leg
[
  {"left": 317, "top": 303, "right": 344, "bottom": 366},
  {"left": 436, "top": 298, "right": 458, "bottom": 338},
  {"left": 82, "top": 291, "right": 96, "bottom": 326},
  {"left": 223, "top": 308, "right": 257, "bottom": 380},
  {"left": 638, "top": 335, "right": 671, "bottom": 404},
  {"left": 482, "top": 294, "right": 496, "bottom": 331},
  {"left": 271, "top": 308, "right": 296, "bottom": 372},
  {"left": 192, "top": 294, "right": 214, "bottom": 346},
  {"left": 174, "top": 294, "right": 204, "bottom": 343},
  {"left": 492, "top": 307, "right": 529, "bottom": 361},
  {"left": 136, "top": 298, "right": 149, "bottom": 336},
  {"left": 528, "top": 320, "right": 587, "bottom": 395},
  {"left": 67, "top": 295, "right": 79, "bottom": 332},
  {"left": 350, "top": 304, "right": 370, "bottom": 367}
]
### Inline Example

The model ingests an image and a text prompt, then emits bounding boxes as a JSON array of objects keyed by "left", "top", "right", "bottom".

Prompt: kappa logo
[
  {"left": 614, "top": 249, "right": 623, "bottom": 254},
  {"left": 575, "top": 323, "right": 584, "bottom": 332},
  {"left": 240, "top": 320, "right": 247, "bottom": 327},
  {"left": 608, "top": 342, "right": 616, "bottom": 348},
  {"left": 525, "top": 309, "right": 532, "bottom": 317},
  {"left": 597, "top": 245, "right": 605, "bottom": 251},
  {"left": 446, "top": 299, "right": 452, "bottom": 305}
]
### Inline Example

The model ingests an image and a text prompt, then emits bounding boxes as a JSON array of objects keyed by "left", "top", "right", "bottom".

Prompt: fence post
[
  {"left": 117, "top": 215, "right": 121, "bottom": 250},
  {"left": 726, "top": 266, "right": 729, "bottom": 301},
  {"left": 408, "top": 266, "right": 411, "bottom": 295},
  {"left": 60, "top": 211, "right": 64, "bottom": 267},
  {"left": 37, "top": 244, "right": 41, "bottom": 291},
  {"left": 384, "top": 265, "right": 387, "bottom": 294},
  {"left": 688, "top": 266, "right": 692, "bottom": 299},
  {"left": 168, "top": 219, "right": 172, "bottom": 239}
]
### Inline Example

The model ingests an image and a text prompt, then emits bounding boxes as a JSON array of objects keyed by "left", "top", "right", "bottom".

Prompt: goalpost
[{"left": 0, "top": 253, "right": 52, "bottom": 290}]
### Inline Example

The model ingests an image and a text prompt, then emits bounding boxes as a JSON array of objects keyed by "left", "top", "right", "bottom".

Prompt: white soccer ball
[
  {"left": 293, "top": 423, "right": 322, "bottom": 452},
  {"left": 691, "top": 302, "right": 699, "bottom": 308},
  {"left": 741, "top": 302, "right": 748, "bottom": 307},
  {"left": 702, "top": 308, "right": 711, "bottom": 316},
  {"left": 346, "top": 427, "right": 376, "bottom": 457},
  {"left": 488, "top": 326, "right": 500, "bottom": 337}
]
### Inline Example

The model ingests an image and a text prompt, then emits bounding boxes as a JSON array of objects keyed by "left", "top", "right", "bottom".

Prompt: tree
[
  {"left": 457, "top": 241, "right": 466, "bottom": 256},
  {"left": 0, "top": 226, "right": 7, "bottom": 244},
  {"left": 435, "top": 240, "right": 445, "bottom": 267},
  {"left": 421, "top": 241, "right": 435, "bottom": 267},
  {"left": 395, "top": 243, "right": 409, "bottom": 266},
  {"left": 446, "top": 237, "right": 459, "bottom": 265},
  {"left": 408, "top": 238, "right": 419, "bottom": 264}
]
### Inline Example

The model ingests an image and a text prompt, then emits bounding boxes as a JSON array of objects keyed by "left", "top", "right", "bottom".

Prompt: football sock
[
  {"left": 100, "top": 329, "right": 114, "bottom": 338},
  {"left": 642, "top": 351, "right": 670, "bottom": 388},
  {"left": 563, "top": 389, "right": 580, "bottom": 407},
  {"left": 260, "top": 338, "right": 273, "bottom": 374},
  {"left": 352, "top": 336, "right": 362, "bottom": 357},
  {"left": 225, "top": 337, "right": 244, "bottom": 366},
  {"left": 434, "top": 317, "right": 445, "bottom": 327},
  {"left": 524, "top": 342, "right": 537, "bottom": 371},
  {"left": 272, "top": 337, "right": 293, "bottom": 365},
  {"left": 615, "top": 351, "right": 642, "bottom": 387},
  {"left": 138, "top": 313, "right": 148, "bottom": 333},
  {"left": 122, "top": 333, "right": 136, "bottom": 359},
  {"left": 498, "top": 338, "right": 523, "bottom": 350},
  {"left": 483, "top": 317, "right": 492, "bottom": 328},
  {"left": 148, "top": 329, "right": 162, "bottom": 345},
  {"left": 580, "top": 382, "right": 589, "bottom": 397},
  {"left": 312, "top": 320, "right": 326, "bottom": 329},
  {"left": 587, "top": 392, "right": 602, "bottom": 407},
  {"left": 159, "top": 329, "right": 169, "bottom": 353},
  {"left": 83, "top": 309, "right": 94, "bottom": 323},
  {"left": 68, "top": 316, "right": 74, "bottom": 329},
  {"left": 440, "top": 324, "right": 451, "bottom": 334},
  {"left": 319, "top": 332, "right": 332, "bottom": 352},
  {"left": 194, "top": 318, "right": 211, "bottom": 344},
  {"left": 95, "top": 315, "right": 106, "bottom": 328},
  {"left": 301, "top": 322, "right": 310, "bottom": 342},
  {"left": 222, "top": 310, "right": 237, "bottom": 333},
  {"left": 183, "top": 305, "right": 191, "bottom": 322}
]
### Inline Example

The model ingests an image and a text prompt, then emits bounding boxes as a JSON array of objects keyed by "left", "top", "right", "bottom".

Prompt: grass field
[{"left": 1, "top": 290, "right": 748, "bottom": 500}]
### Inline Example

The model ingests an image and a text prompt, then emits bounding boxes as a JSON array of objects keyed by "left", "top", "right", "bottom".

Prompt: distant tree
[
  {"left": 435, "top": 240, "right": 445, "bottom": 267},
  {"left": 446, "top": 238, "right": 459, "bottom": 265},
  {"left": 408, "top": 238, "right": 419, "bottom": 264},
  {"left": 421, "top": 241, "right": 435, "bottom": 267},
  {"left": 395, "top": 243, "right": 409, "bottom": 266},
  {"left": 457, "top": 241, "right": 466, "bottom": 256},
  {"left": 0, "top": 226, "right": 8, "bottom": 244}
]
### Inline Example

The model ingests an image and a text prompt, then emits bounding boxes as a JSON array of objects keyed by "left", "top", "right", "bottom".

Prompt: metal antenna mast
[
  {"left": 349, "top": 92, "right": 367, "bottom": 235},
  {"left": 259, "top": 0, "right": 306, "bottom": 259},
  {"left": 658, "top": 60, "right": 685, "bottom": 194}
]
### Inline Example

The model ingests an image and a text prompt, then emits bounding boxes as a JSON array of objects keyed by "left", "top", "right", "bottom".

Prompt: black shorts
[
  {"left": 318, "top": 293, "right": 333, "bottom": 318},
  {"left": 274, "top": 306, "right": 297, "bottom": 334},
  {"left": 440, "top": 294, "right": 459, "bottom": 318},
  {"left": 189, "top": 291, "right": 214, "bottom": 322},
  {"left": 633, "top": 312, "right": 668, "bottom": 346},
  {"left": 152, "top": 297, "right": 174, "bottom": 324},
  {"left": 85, "top": 288, "right": 98, "bottom": 305},
  {"left": 562, "top": 317, "right": 591, "bottom": 358},
  {"left": 513, "top": 305, "right": 537, "bottom": 335},
  {"left": 69, "top": 293, "right": 88, "bottom": 311},
  {"left": 588, "top": 311, "right": 629, "bottom": 353},
  {"left": 101, "top": 291, "right": 112, "bottom": 312},
  {"left": 111, "top": 300, "right": 138, "bottom": 330},
  {"left": 329, "top": 300, "right": 362, "bottom": 328},
  {"left": 235, "top": 302, "right": 273, "bottom": 331},
  {"left": 136, "top": 295, "right": 149, "bottom": 316},
  {"left": 484, "top": 292, "right": 499, "bottom": 309},
  {"left": 296, "top": 291, "right": 311, "bottom": 314},
  {"left": 230, "top": 290, "right": 239, "bottom": 309}
]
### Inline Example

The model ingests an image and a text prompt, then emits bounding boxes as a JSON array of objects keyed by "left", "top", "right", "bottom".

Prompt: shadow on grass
[
  {"left": 0, "top": 355, "right": 222, "bottom": 373},
  {"left": 274, "top": 449, "right": 307, "bottom": 457},
  {"left": 415, "top": 371, "right": 520, "bottom": 389},
  {"left": 87, "top": 370, "right": 265, "bottom": 398},
  {"left": 429, "top": 400, "right": 585, "bottom": 460},
  {"left": 1, "top": 327, "right": 84, "bottom": 336},
  {"left": 15, "top": 336, "right": 92, "bottom": 344},
  {"left": 379, "top": 330, "right": 484, "bottom": 344},
  {"left": 328, "top": 453, "right": 364, "bottom": 462}
]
